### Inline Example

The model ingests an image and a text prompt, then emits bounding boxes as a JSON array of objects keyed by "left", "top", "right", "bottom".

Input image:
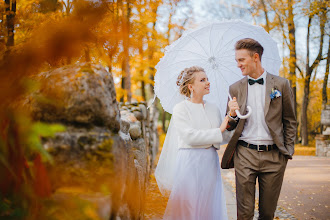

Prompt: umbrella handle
[
  {"left": 235, "top": 106, "right": 252, "bottom": 119},
  {"left": 228, "top": 94, "right": 252, "bottom": 119}
]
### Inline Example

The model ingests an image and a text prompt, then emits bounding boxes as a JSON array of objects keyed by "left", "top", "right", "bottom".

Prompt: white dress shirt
[{"left": 239, "top": 71, "right": 274, "bottom": 145}]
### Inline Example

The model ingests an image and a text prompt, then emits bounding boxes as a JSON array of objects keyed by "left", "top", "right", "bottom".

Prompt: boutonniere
[{"left": 270, "top": 87, "right": 281, "bottom": 100}]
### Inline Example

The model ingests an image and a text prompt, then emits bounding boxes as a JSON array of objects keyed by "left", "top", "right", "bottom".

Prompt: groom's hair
[{"left": 235, "top": 38, "right": 264, "bottom": 61}]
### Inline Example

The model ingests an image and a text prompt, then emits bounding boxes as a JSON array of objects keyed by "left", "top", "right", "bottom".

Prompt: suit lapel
[
  {"left": 239, "top": 77, "right": 248, "bottom": 115},
  {"left": 264, "top": 72, "right": 274, "bottom": 116}
]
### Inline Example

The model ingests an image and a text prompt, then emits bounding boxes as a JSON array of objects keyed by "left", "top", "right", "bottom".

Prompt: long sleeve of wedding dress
[
  {"left": 222, "top": 129, "right": 234, "bottom": 145},
  {"left": 172, "top": 103, "right": 223, "bottom": 146}
]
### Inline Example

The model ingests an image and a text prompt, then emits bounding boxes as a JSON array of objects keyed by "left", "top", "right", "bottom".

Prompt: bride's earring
[{"left": 190, "top": 90, "right": 193, "bottom": 99}]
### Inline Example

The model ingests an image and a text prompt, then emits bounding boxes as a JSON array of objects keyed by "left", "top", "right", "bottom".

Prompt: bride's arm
[
  {"left": 173, "top": 104, "right": 223, "bottom": 146},
  {"left": 221, "top": 129, "right": 234, "bottom": 144}
]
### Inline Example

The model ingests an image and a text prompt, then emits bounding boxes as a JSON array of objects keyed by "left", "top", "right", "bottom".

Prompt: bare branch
[
  {"left": 306, "top": 15, "right": 312, "bottom": 71},
  {"left": 296, "top": 63, "right": 304, "bottom": 78},
  {"left": 310, "top": 12, "right": 326, "bottom": 71}
]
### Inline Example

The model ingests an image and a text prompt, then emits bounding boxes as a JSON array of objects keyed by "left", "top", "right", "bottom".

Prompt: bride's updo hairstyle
[{"left": 176, "top": 66, "right": 205, "bottom": 98}]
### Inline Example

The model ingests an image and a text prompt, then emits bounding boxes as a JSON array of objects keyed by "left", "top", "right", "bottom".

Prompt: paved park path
[{"left": 278, "top": 155, "right": 330, "bottom": 220}]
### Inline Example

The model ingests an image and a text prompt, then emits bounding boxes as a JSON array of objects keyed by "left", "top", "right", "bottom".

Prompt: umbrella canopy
[{"left": 154, "top": 20, "right": 281, "bottom": 116}]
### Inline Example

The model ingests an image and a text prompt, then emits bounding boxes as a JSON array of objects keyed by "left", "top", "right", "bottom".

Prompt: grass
[{"left": 294, "top": 144, "right": 316, "bottom": 156}]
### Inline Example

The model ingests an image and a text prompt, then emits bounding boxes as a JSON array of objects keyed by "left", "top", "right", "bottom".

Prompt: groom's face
[{"left": 235, "top": 49, "right": 257, "bottom": 77}]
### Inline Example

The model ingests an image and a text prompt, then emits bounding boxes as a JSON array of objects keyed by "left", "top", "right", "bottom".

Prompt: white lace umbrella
[{"left": 154, "top": 20, "right": 281, "bottom": 117}]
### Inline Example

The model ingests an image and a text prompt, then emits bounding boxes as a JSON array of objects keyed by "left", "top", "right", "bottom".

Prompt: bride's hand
[{"left": 220, "top": 115, "right": 229, "bottom": 132}]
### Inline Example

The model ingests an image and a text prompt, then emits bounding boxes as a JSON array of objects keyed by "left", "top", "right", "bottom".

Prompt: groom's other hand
[{"left": 228, "top": 97, "right": 239, "bottom": 117}]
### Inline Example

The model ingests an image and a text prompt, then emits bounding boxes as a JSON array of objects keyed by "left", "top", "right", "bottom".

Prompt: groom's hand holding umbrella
[
  {"left": 228, "top": 97, "right": 239, "bottom": 117},
  {"left": 226, "top": 97, "right": 240, "bottom": 130}
]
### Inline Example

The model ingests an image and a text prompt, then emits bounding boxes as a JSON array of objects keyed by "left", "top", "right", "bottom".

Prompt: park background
[{"left": 0, "top": 0, "right": 329, "bottom": 219}]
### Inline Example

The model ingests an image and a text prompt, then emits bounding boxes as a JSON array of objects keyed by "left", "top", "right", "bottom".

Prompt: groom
[{"left": 221, "top": 38, "right": 296, "bottom": 220}]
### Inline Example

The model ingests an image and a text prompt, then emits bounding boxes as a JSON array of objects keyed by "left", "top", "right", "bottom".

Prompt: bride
[{"left": 155, "top": 66, "right": 234, "bottom": 220}]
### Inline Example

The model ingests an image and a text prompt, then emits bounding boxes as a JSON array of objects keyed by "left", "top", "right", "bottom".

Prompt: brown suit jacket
[{"left": 221, "top": 72, "right": 297, "bottom": 169}]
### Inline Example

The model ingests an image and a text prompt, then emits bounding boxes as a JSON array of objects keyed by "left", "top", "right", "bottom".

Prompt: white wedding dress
[
  {"left": 164, "top": 147, "right": 227, "bottom": 220},
  {"left": 156, "top": 100, "right": 231, "bottom": 220}
]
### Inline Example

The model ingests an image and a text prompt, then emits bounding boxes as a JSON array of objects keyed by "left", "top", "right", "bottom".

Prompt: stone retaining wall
[
  {"left": 316, "top": 105, "right": 330, "bottom": 157},
  {"left": 316, "top": 135, "right": 330, "bottom": 157},
  {"left": 28, "top": 63, "right": 159, "bottom": 219}
]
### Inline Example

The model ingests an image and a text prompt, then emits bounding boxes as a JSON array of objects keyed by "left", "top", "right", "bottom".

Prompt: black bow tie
[{"left": 248, "top": 78, "right": 264, "bottom": 85}]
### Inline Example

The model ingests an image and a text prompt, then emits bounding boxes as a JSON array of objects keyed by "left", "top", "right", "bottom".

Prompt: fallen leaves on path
[{"left": 144, "top": 173, "right": 168, "bottom": 219}]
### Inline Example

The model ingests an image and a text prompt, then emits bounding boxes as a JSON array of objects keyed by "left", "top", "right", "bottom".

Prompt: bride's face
[{"left": 189, "top": 71, "right": 210, "bottom": 96}]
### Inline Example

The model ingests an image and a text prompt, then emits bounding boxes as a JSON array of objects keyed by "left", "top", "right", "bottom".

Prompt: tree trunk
[
  {"left": 287, "top": 0, "right": 298, "bottom": 143},
  {"left": 148, "top": 26, "right": 156, "bottom": 100},
  {"left": 84, "top": 46, "right": 90, "bottom": 62},
  {"left": 5, "top": 0, "right": 16, "bottom": 50},
  {"left": 260, "top": 0, "right": 270, "bottom": 32},
  {"left": 147, "top": 4, "right": 159, "bottom": 101},
  {"left": 121, "top": 0, "right": 131, "bottom": 102},
  {"left": 162, "top": 109, "right": 166, "bottom": 133},
  {"left": 323, "top": 37, "right": 330, "bottom": 106},
  {"left": 301, "top": 74, "right": 310, "bottom": 146},
  {"left": 120, "top": 65, "right": 125, "bottom": 102},
  {"left": 125, "top": 1, "right": 131, "bottom": 102},
  {"left": 108, "top": 54, "right": 113, "bottom": 73},
  {"left": 300, "top": 13, "right": 325, "bottom": 146},
  {"left": 107, "top": 1, "right": 118, "bottom": 80},
  {"left": 138, "top": 44, "right": 146, "bottom": 101},
  {"left": 301, "top": 16, "right": 312, "bottom": 146},
  {"left": 141, "top": 80, "right": 146, "bottom": 101}
]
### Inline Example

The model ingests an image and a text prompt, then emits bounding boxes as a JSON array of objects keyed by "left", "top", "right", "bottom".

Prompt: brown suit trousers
[{"left": 234, "top": 144, "right": 288, "bottom": 220}]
